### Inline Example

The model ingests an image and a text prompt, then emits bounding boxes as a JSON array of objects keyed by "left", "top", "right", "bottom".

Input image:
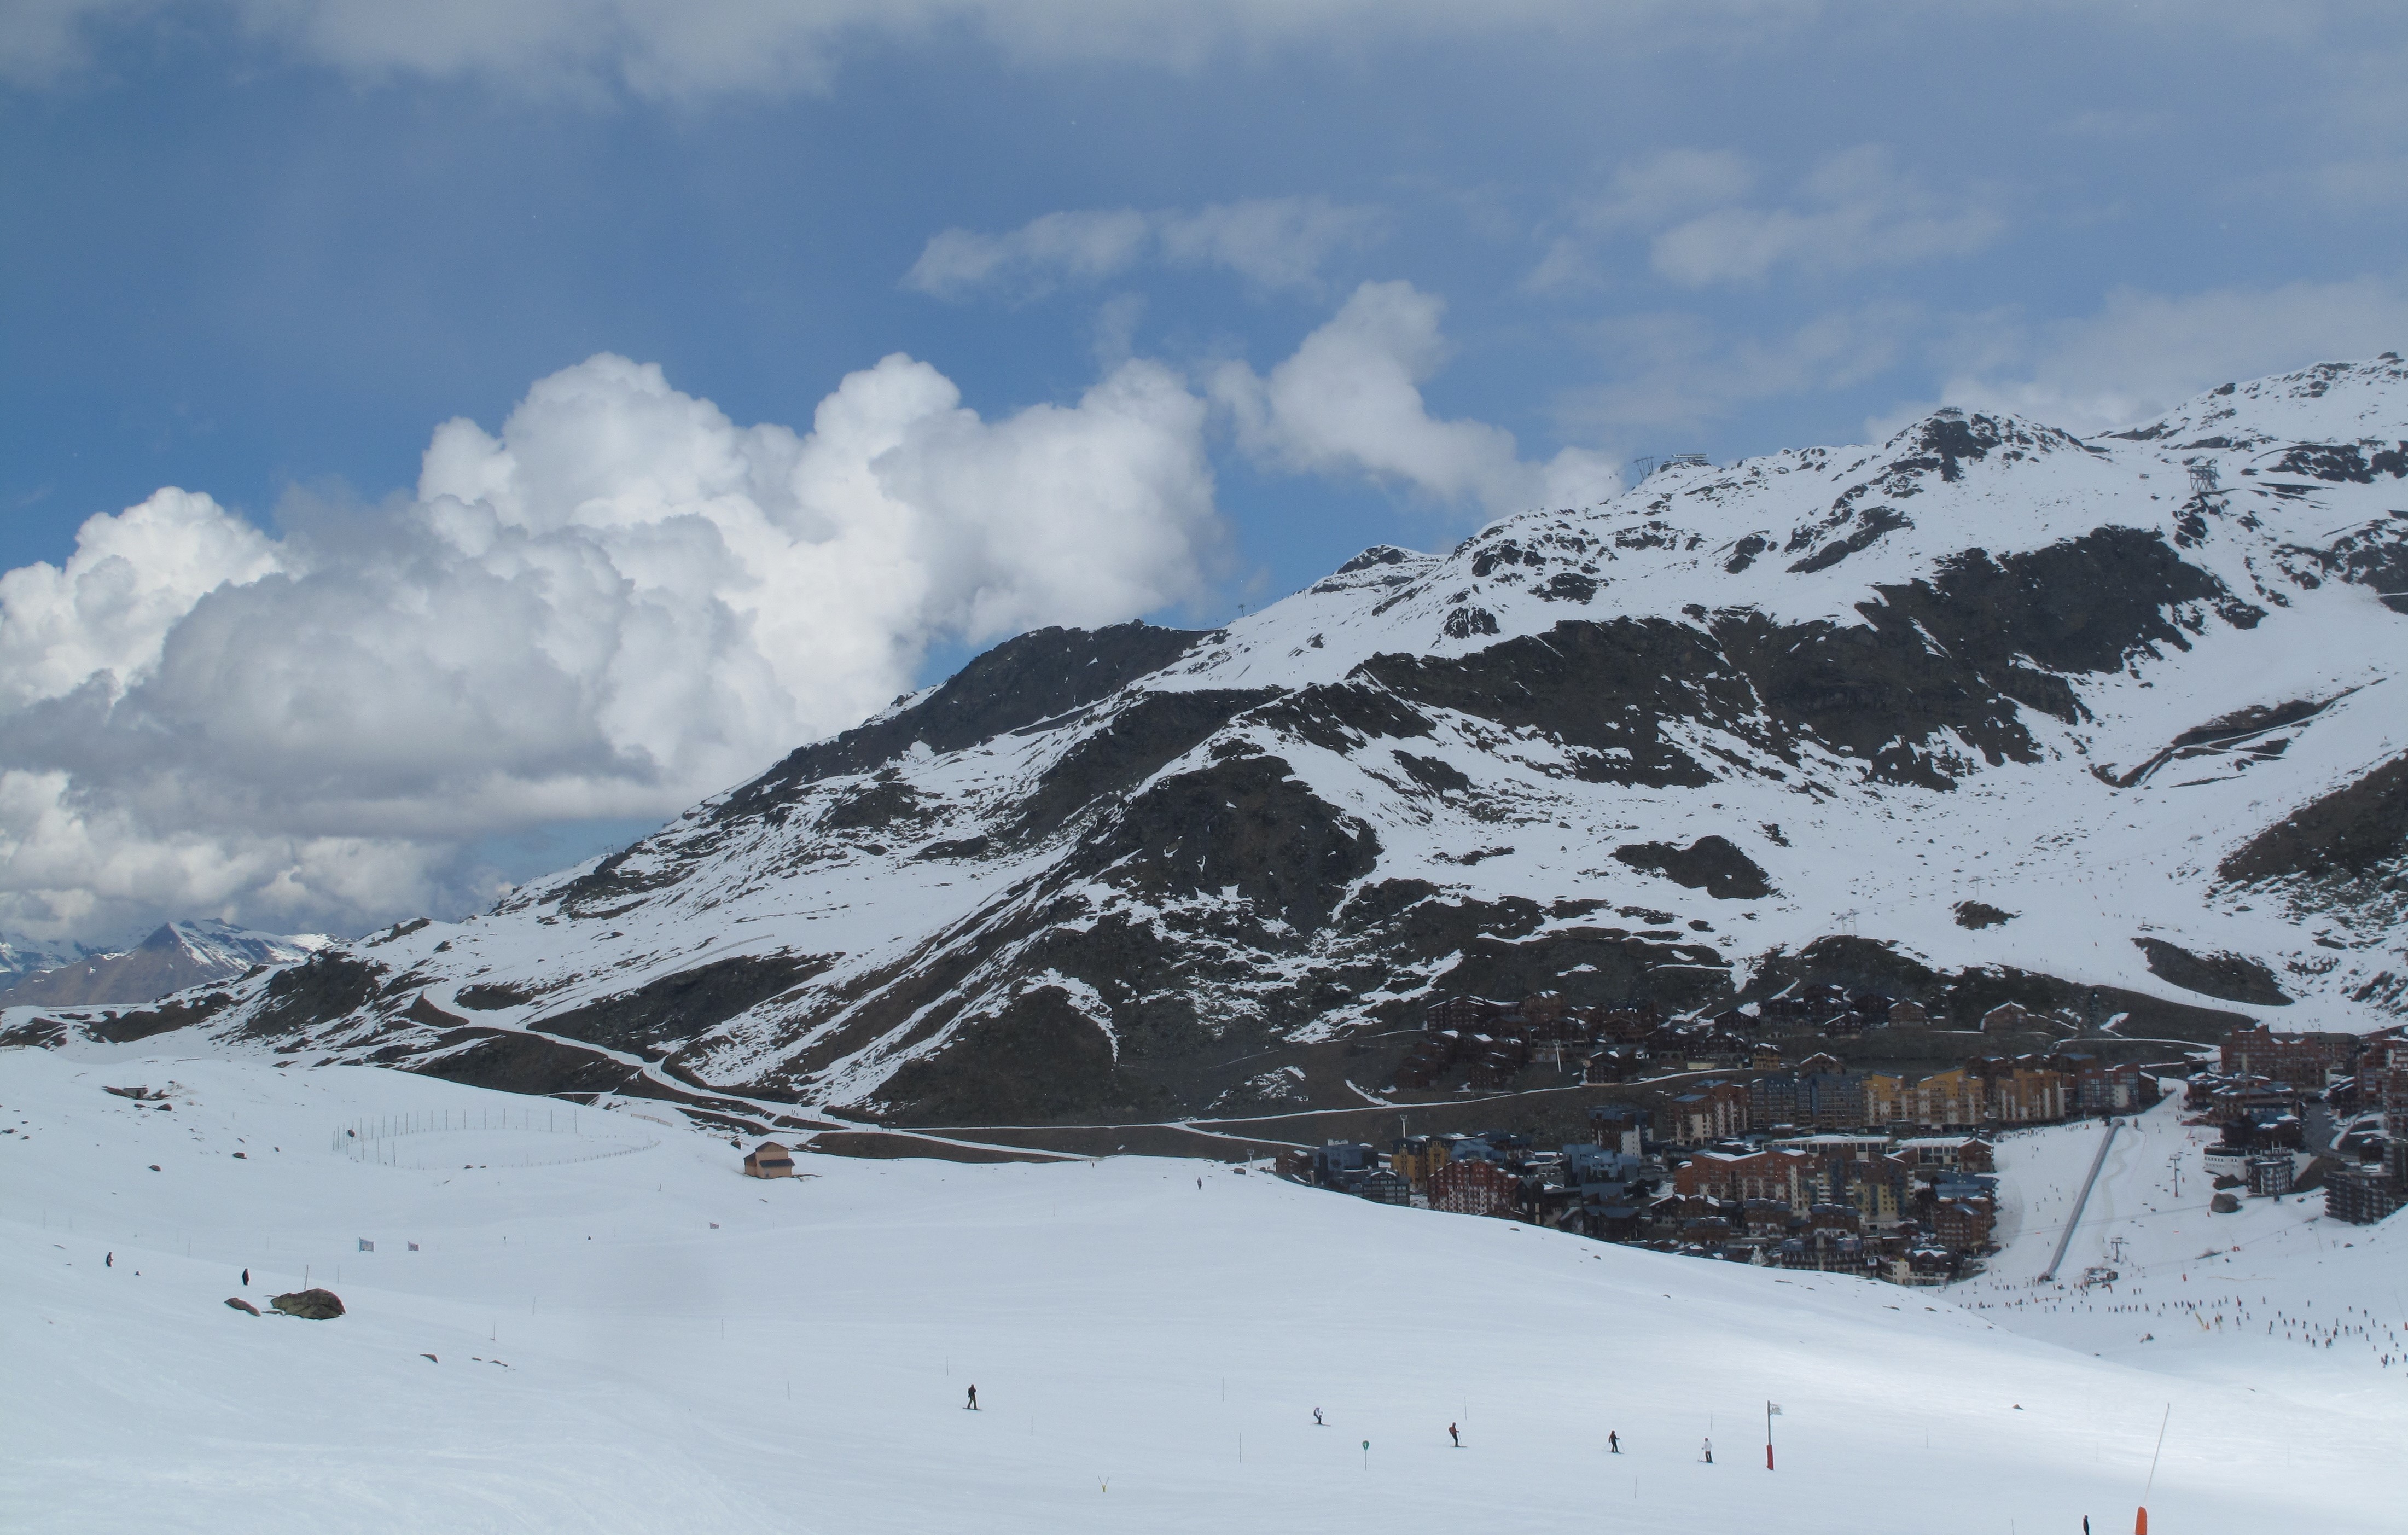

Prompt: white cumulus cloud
[
  {"left": 0, "top": 350, "right": 1221, "bottom": 944},
  {"left": 1212, "top": 280, "right": 1616, "bottom": 516}
]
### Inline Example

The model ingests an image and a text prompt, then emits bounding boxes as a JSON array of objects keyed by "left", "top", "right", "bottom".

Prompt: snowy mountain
[
  {"left": 0, "top": 933, "right": 104, "bottom": 995},
  {"left": 9, "top": 356, "right": 2405, "bottom": 1129},
  {"left": 1, "top": 920, "right": 328, "bottom": 1008}
]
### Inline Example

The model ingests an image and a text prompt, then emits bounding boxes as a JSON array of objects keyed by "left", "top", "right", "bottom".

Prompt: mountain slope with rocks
[{"left": 10, "top": 356, "right": 2406, "bottom": 1130}]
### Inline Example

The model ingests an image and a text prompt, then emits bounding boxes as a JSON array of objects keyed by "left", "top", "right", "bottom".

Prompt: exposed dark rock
[
  {"left": 225, "top": 1296, "right": 261, "bottom": 1316},
  {"left": 729, "top": 622, "right": 1203, "bottom": 813},
  {"left": 1741, "top": 935, "right": 2253, "bottom": 1040},
  {"left": 405, "top": 1028, "right": 641, "bottom": 1096},
  {"left": 2134, "top": 939, "right": 2293, "bottom": 1006},
  {"left": 2219, "top": 752, "right": 2408, "bottom": 887},
  {"left": 821, "top": 774, "right": 931, "bottom": 833},
  {"left": 1427, "top": 927, "right": 1730, "bottom": 1014},
  {"left": 1010, "top": 689, "right": 1281, "bottom": 840},
  {"left": 1362, "top": 619, "right": 1731, "bottom": 789},
  {"left": 1253, "top": 683, "right": 1433, "bottom": 753},
  {"left": 872, "top": 984, "right": 1171, "bottom": 1125},
  {"left": 2269, "top": 442, "right": 2408, "bottom": 484},
  {"left": 404, "top": 993, "right": 467, "bottom": 1029},
  {"left": 1392, "top": 753, "right": 1472, "bottom": 795},
  {"left": 914, "top": 836, "right": 993, "bottom": 862},
  {"left": 2095, "top": 694, "right": 2349, "bottom": 787},
  {"left": 86, "top": 992, "right": 233, "bottom": 1045},
  {"left": 1953, "top": 901, "right": 2016, "bottom": 929},
  {"left": 271, "top": 1288, "right": 345, "bottom": 1319},
  {"left": 236, "top": 954, "right": 384, "bottom": 1041},
  {"left": 2211, "top": 1191, "right": 2242, "bottom": 1214},
  {"left": 1787, "top": 505, "right": 1910, "bottom": 572},
  {"left": 1612, "top": 836, "right": 1775, "bottom": 899},
  {"left": 1362, "top": 529, "right": 2249, "bottom": 794},
  {"left": 548, "top": 842, "right": 699, "bottom": 917},
  {"left": 454, "top": 983, "right": 536, "bottom": 1011},
  {"left": 2297, "top": 517, "right": 2408, "bottom": 613},
  {"left": 533, "top": 954, "right": 831, "bottom": 1053},
  {"left": 1069, "top": 754, "right": 1380, "bottom": 932},
  {"left": 1441, "top": 606, "right": 1499, "bottom": 639}
]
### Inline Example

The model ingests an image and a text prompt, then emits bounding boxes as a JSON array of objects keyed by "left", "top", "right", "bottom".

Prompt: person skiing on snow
[
  {"left": 1313, "top": 1409, "right": 1324, "bottom": 1426},
  {"left": 105, "top": 1252, "right": 112, "bottom": 1268},
  {"left": 1608, "top": 1429, "right": 1620, "bottom": 1453},
  {"left": 1448, "top": 1423, "right": 1460, "bottom": 1447},
  {"left": 242, "top": 1268, "right": 249, "bottom": 1286},
  {"left": 1702, "top": 1437, "right": 1713, "bottom": 1464},
  {"left": 965, "top": 1385, "right": 978, "bottom": 1411}
]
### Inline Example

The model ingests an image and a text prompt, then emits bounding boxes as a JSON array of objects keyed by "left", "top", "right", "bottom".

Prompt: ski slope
[
  {"left": 1957, "top": 1087, "right": 2408, "bottom": 1399},
  {"left": 5, "top": 1048, "right": 2403, "bottom": 1532}
]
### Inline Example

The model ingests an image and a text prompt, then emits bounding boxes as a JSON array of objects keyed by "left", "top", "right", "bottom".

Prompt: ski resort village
[{"left": 1279, "top": 992, "right": 2408, "bottom": 1290}]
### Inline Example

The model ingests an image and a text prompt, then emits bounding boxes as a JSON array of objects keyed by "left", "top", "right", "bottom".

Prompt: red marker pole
[{"left": 1765, "top": 1401, "right": 1779, "bottom": 1470}]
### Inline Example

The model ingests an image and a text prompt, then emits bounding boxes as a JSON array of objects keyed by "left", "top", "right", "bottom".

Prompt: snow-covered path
[{"left": 5, "top": 1049, "right": 2403, "bottom": 1532}]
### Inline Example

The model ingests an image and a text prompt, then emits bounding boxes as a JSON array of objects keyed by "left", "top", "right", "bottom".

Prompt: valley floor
[{"left": 4, "top": 1046, "right": 2401, "bottom": 1533}]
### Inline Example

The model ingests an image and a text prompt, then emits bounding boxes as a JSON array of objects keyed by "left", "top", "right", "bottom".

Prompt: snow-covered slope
[
  {"left": 9, "top": 357, "right": 2406, "bottom": 1126},
  {"left": 2, "top": 920, "right": 327, "bottom": 1008},
  {"left": 3, "top": 1049, "right": 2400, "bottom": 1533},
  {"left": 1969, "top": 1086, "right": 2408, "bottom": 1389}
]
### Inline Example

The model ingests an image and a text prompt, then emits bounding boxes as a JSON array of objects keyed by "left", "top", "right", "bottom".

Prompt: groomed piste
[{"left": 5, "top": 1047, "right": 2403, "bottom": 1532}]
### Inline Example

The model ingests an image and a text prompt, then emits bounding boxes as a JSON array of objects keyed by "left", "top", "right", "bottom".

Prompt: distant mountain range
[
  {"left": 8, "top": 356, "right": 2406, "bottom": 1130},
  {"left": 0, "top": 920, "right": 327, "bottom": 1008},
  {"left": 0, "top": 934, "right": 104, "bottom": 992}
]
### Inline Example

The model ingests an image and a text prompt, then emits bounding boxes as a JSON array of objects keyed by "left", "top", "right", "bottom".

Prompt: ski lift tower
[
  {"left": 1627, "top": 453, "right": 1712, "bottom": 484},
  {"left": 2186, "top": 459, "right": 2220, "bottom": 497}
]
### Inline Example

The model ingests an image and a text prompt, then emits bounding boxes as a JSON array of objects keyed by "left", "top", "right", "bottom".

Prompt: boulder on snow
[
  {"left": 225, "top": 1296, "right": 261, "bottom": 1316},
  {"left": 270, "top": 1288, "right": 346, "bottom": 1319},
  {"left": 2209, "top": 1191, "right": 2242, "bottom": 1214}
]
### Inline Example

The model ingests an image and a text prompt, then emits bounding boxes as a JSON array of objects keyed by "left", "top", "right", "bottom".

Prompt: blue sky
[{"left": 2, "top": 1, "right": 2405, "bottom": 946}]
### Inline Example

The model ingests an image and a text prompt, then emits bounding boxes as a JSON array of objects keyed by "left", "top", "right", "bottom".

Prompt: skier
[
  {"left": 1313, "top": 1409, "right": 1324, "bottom": 1427},
  {"left": 105, "top": 1252, "right": 112, "bottom": 1268},
  {"left": 242, "top": 1268, "right": 249, "bottom": 1286},
  {"left": 1608, "top": 1430, "right": 1620, "bottom": 1454},
  {"left": 1702, "top": 1437, "right": 1713, "bottom": 1464},
  {"left": 965, "top": 1385, "right": 978, "bottom": 1411},
  {"left": 1448, "top": 1423, "right": 1460, "bottom": 1448}
]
